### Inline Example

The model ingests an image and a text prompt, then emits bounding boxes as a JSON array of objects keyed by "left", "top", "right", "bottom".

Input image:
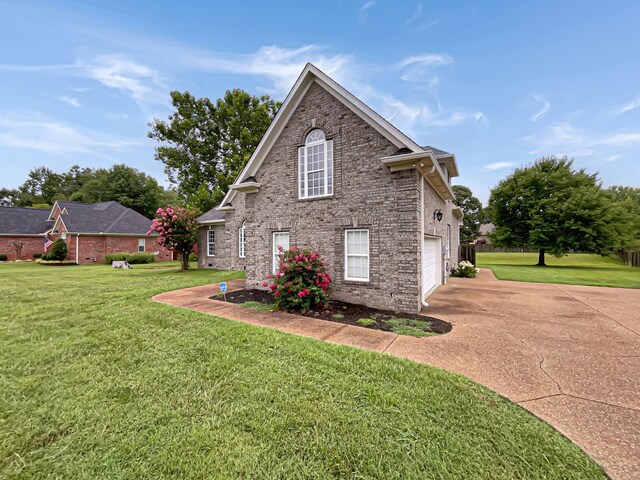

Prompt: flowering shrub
[
  {"left": 148, "top": 205, "right": 199, "bottom": 270},
  {"left": 451, "top": 260, "right": 479, "bottom": 278},
  {"left": 263, "top": 246, "right": 332, "bottom": 311}
]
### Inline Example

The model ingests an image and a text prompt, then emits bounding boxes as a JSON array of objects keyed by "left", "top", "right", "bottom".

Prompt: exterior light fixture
[{"left": 434, "top": 209, "right": 443, "bottom": 222}]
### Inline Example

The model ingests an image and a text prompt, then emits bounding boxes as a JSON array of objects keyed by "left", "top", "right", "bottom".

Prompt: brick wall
[
  {"left": 198, "top": 225, "right": 233, "bottom": 270},
  {"left": 62, "top": 234, "right": 171, "bottom": 264},
  {"left": 0, "top": 236, "right": 45, "bottom": 260},
  {"left": 218, "top": 81, "right": 426, "bottom": 312}
]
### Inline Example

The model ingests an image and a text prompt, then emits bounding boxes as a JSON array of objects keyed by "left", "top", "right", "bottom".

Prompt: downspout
[
  {"left": 418, "top": 161, "right": 436, "bottom": 309},
  {"left": 75, "top": 234, "right": 79, "bottom": 264}
]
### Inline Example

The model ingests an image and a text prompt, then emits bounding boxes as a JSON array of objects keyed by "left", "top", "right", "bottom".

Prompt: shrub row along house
[
  {"left": 197, "top": 64, "right": 463, "bottom": 313},
  {"left": 0, "top": 201, "right": 170, "bottom": 263}
]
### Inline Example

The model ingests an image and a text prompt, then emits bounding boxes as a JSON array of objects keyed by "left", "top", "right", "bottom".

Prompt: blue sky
[{"left": 1, "top": 1, "right": 639, "bottom": 203}]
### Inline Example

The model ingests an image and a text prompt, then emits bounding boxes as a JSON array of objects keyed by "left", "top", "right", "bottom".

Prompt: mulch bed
[{"left": 212, "top": 288, "right": 452, "bottom": 336}]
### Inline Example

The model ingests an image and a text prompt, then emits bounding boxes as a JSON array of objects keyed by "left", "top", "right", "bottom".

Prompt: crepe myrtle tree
[{"left": 148, "top": 205, "right": 199, "bottom": 270}]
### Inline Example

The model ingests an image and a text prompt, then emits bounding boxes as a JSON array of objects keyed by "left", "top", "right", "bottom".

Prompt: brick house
[
  {"left": 0, "top": 201, "right": 171, "bottom": 264},
  {"left": 0, "top": 206, "right": 51, "bottom": 260},
  {"left": 197, "top": 64, "right": 463, "bottom": 313}
]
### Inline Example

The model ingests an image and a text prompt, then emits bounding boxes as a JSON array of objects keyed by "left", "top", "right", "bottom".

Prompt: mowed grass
[
  {"left": 477, "top": 252, "right": 640, "bottom": 288},
  {"left": 0, "top": 262, "right": 606, "bottom": 479}
]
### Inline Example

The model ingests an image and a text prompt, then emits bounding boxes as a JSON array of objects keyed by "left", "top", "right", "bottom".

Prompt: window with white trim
[
  {"left": 238, "top": 221, "right": 246, "bottom": 258},
  {"left": 298, "top": 129, "right": 333, "bottom": 198},
  {"left": 345, "top": 229, "right": 369, "bottom": 281},
  {"left": 207, "top": 229, "right": 215, "bottom": 256},
  {"left": 272, "top": 232, "right": 289, "bottom": 273},
  {"left": 138, "top": 238, "right": 145, "bottom": 252}
]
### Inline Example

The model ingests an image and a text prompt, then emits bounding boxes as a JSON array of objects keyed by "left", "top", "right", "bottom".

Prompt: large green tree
[
  {"left": 605, "top": 186, "right": 640, "bottom": 250},
  {"left": 148, "top": 89, "right": 280, "bottom": 212},
  {"left": 452, "top": 185, "right": 483, "bottom": 242},
  {"left": 71, "top": 164, "right": 164, "bottom": 218},
  {"left": 488, "top": 156, "right": 613, "bottom": 266}
]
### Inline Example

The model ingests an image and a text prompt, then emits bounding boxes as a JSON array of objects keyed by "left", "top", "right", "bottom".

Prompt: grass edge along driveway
[
  {"left": 477, "top": 252, "right": 640, "bottom": 289},
  {"left": 0, "top": 262, "right": 606, "bottom": 479}
]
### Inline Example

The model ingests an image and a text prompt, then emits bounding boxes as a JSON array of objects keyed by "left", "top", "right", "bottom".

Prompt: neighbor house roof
[
  {"left": 51, "top": 201, "right": 154, "bottom": 235},
  {"left": 0, "top": 206, "right": 50, "bottom": 235},
  {"left": 479, "top": 223, "right": 495, "bottom": 235},
  {"left": 219, "top": 63, "right": 457, "bottom": 209},
  {"left": 197, "top": 208, "right": 226, "bottom": 224}
]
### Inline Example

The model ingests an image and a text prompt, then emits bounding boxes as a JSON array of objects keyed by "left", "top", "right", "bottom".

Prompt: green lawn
[
  {"left": 477, "top": 252, "right": 640, "bottom": 288},
  {"left": 0, "top": 262, "right": 605, "bottom": 479}
]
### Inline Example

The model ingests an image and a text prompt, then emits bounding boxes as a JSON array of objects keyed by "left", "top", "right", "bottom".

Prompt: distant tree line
[{"left": 0, "top": 164, "right": 180, "bottom": 218}]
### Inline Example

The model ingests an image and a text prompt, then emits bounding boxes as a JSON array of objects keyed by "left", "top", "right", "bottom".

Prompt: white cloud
[
  {"left": 531, "top": 94, "right": 550, "bottom": 122},
  {"left": 523, "top": 122, "right": 640, "bottom": 158},
  {"left": 401, "top": 3, "right": 423, "bottom": 28},
  {"left": 611, "top": 96, "right": 640, "bottom": 116},
  {"left": 396, "top": 53, "right": 454, "bottom": 85},
  {"left": 193, "top": 44, "right": 354, "bottom": 95},
  {"left": 0, "top": 110, "right": 139, "bottom": 155},
  {"left": 483, "top": 162, "right": 514, "bottom": 171},
  {"left": 84, "top": 54, "right": 168, "bottom": 106},
  {"left": 605, "top": 154, "right": 621, "bottom": 162},
  {"left": 360, "top": 0, "right": 376, "bottom": 12},
  {"left": 57, "top": 96, "right": 81, "bottom": 108},
  {"left": 427, "top": 111, "right": 488, "bottom": 127}
]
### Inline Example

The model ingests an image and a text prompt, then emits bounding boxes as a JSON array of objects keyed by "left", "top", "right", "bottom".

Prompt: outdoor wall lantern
[{"left": 434, "top": 209, "right": 443, "bottom": 222}]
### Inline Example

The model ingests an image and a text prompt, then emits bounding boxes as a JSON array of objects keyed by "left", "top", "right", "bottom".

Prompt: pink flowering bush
[
  {"left": 148, "top": 205, "right": 199, "bottom": 270},
  {"left": 263, "top": 246, "right": 332, "bottom": 311}
]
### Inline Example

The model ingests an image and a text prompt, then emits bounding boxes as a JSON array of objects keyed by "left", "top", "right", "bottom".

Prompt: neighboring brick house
[
  {"left": 0, "top": 201, "right": 171, "bottom": 264},
  {"left": 46, "top": 201, "right": 172, "bottom": 264},
  {"left": 197, "top": 64, "right": 463, "bottom": 313},
  {"left": 475, "top": 223, "right": 495, "bottom": 244},
  {"left": 0, "top": 206, "right": 51, "bottom": 260}
]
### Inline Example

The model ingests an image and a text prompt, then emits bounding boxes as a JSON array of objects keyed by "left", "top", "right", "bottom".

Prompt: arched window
[
  {"left": 298, "top": 129, "right": 333, "bottom": 198},
  {"left": 238, "top": 221, "right": 246, "bottom": 258}
]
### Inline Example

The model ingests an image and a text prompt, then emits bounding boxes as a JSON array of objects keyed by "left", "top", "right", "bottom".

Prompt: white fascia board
[
  {"left": 452, "top": 206, "right": 464, "bottom": 219},
  {"left": 47, "top": 201, "right": 60, "bottom": 221},
  {"left": 229, "top": 182, "right": 261, "bottom": 193},
  {"left": 197, "top": 219, "right": 225, "bottom": 226}
]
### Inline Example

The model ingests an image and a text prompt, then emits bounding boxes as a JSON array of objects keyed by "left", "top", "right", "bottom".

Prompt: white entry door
[{"left": 422, "top": 236, "right": 441, "bottom": 298}]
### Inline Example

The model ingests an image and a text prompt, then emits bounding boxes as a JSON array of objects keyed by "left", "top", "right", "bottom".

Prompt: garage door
[{"left": 422, "top": 237, "right": 440, "bottom": 298}]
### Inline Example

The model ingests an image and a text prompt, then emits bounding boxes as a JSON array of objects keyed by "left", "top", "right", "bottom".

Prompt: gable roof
[
  {"left": 0, "top": 206, "right": 50, "bottom": 235},
  {"left": 51, "top": 201, "right": 153, "bottom": 235},
  {"left": 197, "top": 208, "right": 226, "bottom": 224},
  {"left": 219, "top": 63, "right": 435, "bottom": 209}
]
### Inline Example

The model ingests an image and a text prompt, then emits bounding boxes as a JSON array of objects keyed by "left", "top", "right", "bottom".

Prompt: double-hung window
[
  {"left": 345, "top": 229, "right": 369, "bottom": 281},
  {"left": 138, "top": 238, "right": 145, "bottom": 252},
  {"left": 272, "top": 232, "right": 289, "bottom": 273},
  {"left": 298, "top": 129, "right": 333, "bottom": 198},
  {"left": 207, "top": 229, "right": 215, "bottom": 256},
  {"left": 238, "top": 222, "right": 246, "bottom": 258}
]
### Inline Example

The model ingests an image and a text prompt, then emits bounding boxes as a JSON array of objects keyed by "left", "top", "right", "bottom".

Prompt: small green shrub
[
  {"left": 356, "top": 318, "right": 376, "bottom": 327},
  {"left": 0, "top": 254, "right": 7, "bottom": 261},
  {"left": 48, "top": 239, "right": 68, "bottom": 261},
  {"left": 383, "top": 317, "right": 435, "bottom": 337},
  {"left": 331, "top": 313, "right": 344, "bottom": 319},
  {"left": 189, "top": 252, "right": 197, "bottom": 262},
  {"left": 104, "top": 252, "right": 155, "bottom": 264},
  {"left": 390, "top": 326, "right": 435, "bottom": 337},
  {"left": 127, "top": 252, "right": 155, "bottom": 264},
  {"left": 32, "top": 253, "right": 42, "bottom": 259},
  {"left": 451, "top": 261, "right": 479, "bottom": 278},
  {"left": 238, "top": 301, "right": 275, "bottom": 312}
]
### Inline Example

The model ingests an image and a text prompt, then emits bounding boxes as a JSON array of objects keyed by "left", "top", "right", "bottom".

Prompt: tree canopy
[
  {"left": 488, "top": 156, "right": 614, "bottom": 265},
  {"left": 452, "top": 185, "right": 483, "bottom": 243},
  {"left": 2, "top": 164, "right": 178, "bottom": 218},
  {"left": 148, "top": 89, "right": 281, "bottom": 212}
]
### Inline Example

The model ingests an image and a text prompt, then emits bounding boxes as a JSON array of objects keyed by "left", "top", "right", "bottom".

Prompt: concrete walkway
[{"left": 153, "top": 271, "right": 640, "bottom": 479}]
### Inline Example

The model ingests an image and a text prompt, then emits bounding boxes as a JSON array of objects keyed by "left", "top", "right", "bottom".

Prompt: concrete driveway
[{"left": 391, "top": 269, "right": 640, "bottom": 480}]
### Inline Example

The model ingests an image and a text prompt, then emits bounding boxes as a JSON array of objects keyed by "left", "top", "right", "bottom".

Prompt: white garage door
[{"left": 422, "top": 237, "right": 441, "bottom": 298}]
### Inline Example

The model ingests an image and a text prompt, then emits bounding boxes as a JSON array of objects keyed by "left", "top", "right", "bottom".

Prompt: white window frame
[
  {"left": 344, "top": 229, "right": 370, "bottom": 282},
  {"left": 272, "top": 231, "right": 289, "bottom": 273},
  {"left": 238, "top": 222, "right": 246, "bottom": 258},
  {"left": 207, "top": 228, "right": 215, "bottom": 257},
  {"left": 298, "top": 129, "right": 333, "bottom": 199},
  {"left": 138, "top": 238, "right": 145, "bottom": 253}
]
